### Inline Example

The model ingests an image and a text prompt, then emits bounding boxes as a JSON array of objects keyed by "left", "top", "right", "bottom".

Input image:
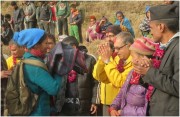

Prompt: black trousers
[{"left": 57, "top": 17, "right": 68, "bottom": 35}]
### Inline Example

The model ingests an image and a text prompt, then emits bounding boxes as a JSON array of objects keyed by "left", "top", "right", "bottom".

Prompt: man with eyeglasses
[{"left": 93, "top": 25, "right": 134, "bottom": 115}]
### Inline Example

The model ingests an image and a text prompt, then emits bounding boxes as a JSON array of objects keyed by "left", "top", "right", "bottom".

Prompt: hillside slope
[{"left": 1, "top": 1, "right": 162, "bottom": 57}]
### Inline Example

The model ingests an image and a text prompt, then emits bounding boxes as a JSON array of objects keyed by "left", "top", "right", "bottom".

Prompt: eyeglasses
[
  {"left": 106, "top": 34, "right": 115, "bottom": 38},
  {"left": 114, "top": 44, "right": 127, "bottom": 51}
]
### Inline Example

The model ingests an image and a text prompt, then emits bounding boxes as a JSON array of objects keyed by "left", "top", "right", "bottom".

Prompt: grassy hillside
[{"left": 1, "top": 1, "right": 162, "bottom": 57}]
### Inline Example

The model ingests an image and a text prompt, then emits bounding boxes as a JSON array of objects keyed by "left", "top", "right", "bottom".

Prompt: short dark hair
[
  {"left": 5, "top": 14, "right": 11, "bottom": 19},
  {"left": 11, "top": 1, "right": 17, "bottom": 6},
  {"left": 78, "top": 45, "right": 88, "bottom": 53},
  {"left": 47, "top": 34, "right": 56, "bottom": 44},
  {"left": 62, "top": 36, "right": 79, "bottom": 47},
  {"left": 116, "top": 11, "right": 124, "bottom": 18},
  {"left": 70, "top": 4, "right": 77, "bottom": 8},
  {"left": 156, "top": 18, "right": 179, "bottom": 33}
]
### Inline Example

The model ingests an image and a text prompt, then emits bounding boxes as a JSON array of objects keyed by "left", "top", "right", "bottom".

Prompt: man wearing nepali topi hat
[{"left": 133, "top": 3, "right": 179, "bottom": 116}]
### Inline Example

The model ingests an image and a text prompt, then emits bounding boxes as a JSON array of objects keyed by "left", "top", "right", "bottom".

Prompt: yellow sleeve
[
  {"left": 6, "top": 56, "right": 21, "bottom": 70},
  {"left": 6, "top": 56, "right": 13, "bottom": 70},
  {"left": 92, "top": 57, "right": 110, "bottom": 83},
  {"left": 104, "top": 56, "right": 133, "bottom": 88}
]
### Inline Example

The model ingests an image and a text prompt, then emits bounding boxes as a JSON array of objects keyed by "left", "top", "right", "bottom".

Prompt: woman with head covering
[
  {"left": 139, "top": 6, "right": 152, "bottom": 38},
  {"left": 86, "top": 15, "right": 98, "bottom": 42},
  {"left": 115, "top": 11, "right": 135, "bottom": 37},
  {"left": 109, "top": 37, "right": 157, "bottom": 116},
  {"left": 13, "top": 28, "right": 63, "bottom": 116}
]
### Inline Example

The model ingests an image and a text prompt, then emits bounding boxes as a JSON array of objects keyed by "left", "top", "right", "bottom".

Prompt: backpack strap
[
  {"left": 19, "top": 59, "right": 48, "bottom": 87},
  {"left": 20, "top": 59, "right": 48, "bottom": 102},
  {"left": 22, "top": 59, "right": 48, "bottom": 71}
]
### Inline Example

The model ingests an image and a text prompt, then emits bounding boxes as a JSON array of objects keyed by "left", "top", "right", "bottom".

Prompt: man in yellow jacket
[{"left": 93, "top": 32, "right": 134, "bottom": 115}]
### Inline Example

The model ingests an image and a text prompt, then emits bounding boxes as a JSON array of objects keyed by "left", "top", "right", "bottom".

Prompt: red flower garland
[
  {"left": 68, "top": 70, "right": 77, "bottom": 83},
  {"left": 130, "top": 71, "right": 141, "bottom": 85},
  {"left": 13, "top": 56, "right": 17, "bottom": 67},
  {"left": 116, "top": 59, "right": 125, "bottom": 73},
  {"left": 146, "top": 45, "right": 165, "bottom": 101}
]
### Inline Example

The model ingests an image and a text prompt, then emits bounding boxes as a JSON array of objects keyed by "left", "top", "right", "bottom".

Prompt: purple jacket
[{"left": 111, "top": 70, "right": 148, "bottom": 116}]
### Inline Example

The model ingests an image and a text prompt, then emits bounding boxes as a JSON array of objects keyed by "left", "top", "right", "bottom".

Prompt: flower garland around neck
[
  {"left": 116, "top": 59, "right": 125, "bottom": 73},
  {"left": 129, "top": 45, "right": 165, "bottom": 100},
  {"left": 146, "top": 45, "right": 165, "bottom": 101},
  {"left": 68, "top": 70, "right": 77, "bottom": 83},
  {"left": 13, "top": 56, "right": 17, "bottom": 67}
]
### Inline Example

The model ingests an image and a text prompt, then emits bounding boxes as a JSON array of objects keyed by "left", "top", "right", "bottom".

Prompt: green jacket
[{"left": 56, "top": 1, "right": 70, "bottom": 18}]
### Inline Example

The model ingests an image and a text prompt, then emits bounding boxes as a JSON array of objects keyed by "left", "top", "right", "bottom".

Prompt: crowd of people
[{"left": 1, "top": 0, "right": 179, "bottom": 116}]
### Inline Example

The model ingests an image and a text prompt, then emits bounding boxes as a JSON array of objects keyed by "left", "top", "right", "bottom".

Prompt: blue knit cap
[
  {"left": 13, "top": 28, "right": 45, "bottom": 49},
  {"left": 145, "top": 6, "right": 151, "bottom": 13}
]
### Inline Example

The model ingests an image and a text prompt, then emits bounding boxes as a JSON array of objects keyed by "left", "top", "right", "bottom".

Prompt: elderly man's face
[
  {"left": 149, "top": 21, "right": 163, "bottom": 43},
  {"left": 114, "top": 38, "right": 130, "bottom": 60},
  {"left": 9, "top": 44, "right": 24, "bottom": 58}
]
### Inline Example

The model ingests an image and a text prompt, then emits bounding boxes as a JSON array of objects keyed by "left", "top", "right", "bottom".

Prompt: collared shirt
[{"left": 160, "top": 32, "right": 179, "bottom": 49}]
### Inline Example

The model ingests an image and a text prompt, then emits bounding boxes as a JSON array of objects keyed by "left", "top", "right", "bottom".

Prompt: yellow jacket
[
  {"left": 6, "top": 56, "right": 20, "bottom": 70},
  {"left": 93, "top": 56, "right": 133, "bottom": 105}
]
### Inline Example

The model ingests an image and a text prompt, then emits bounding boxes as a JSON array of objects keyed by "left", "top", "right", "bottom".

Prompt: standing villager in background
[
  {"left": 69, "top": 4, "right": 82, "bottom": 43},
  {"left": 38, "top": 1, "right": 52, "bottom": 34},
  {"left": 1, "top": 22, "right": 13, "bottom": 45},
  {"left": 24, "top": 1, "right": 36, "bottom": 29},
  {"left": 56, "top": 1, "right": 70, "bottom": 35},
  {"left": 4, "top": 14, "right": 14, "bottom": 32},
  {"left": 49, "top": 1, "right": 57, "bottom": 36},
  {"left": 10, "top": 1, "right": 24, "bottom": 32}
]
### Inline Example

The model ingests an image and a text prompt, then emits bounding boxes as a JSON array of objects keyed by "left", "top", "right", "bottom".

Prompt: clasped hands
[
  {"left": 97, "top": 42, "right": 112, "bottom": 63},
  {"left": 133, "top": 56, "right": 153, "bottom": 75}
]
